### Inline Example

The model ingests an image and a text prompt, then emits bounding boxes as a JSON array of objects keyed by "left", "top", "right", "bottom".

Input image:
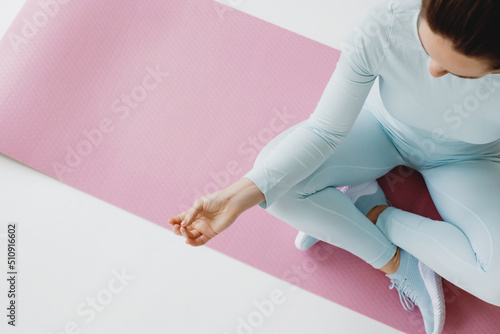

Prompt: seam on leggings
[
  {"left": 303, "top": 165, "right": 398, "bottom": 194},
  {"left": 392, "top": 215, "right": 480, "bottom": 274},
  {"left": 423, "top": 177, "right": 491, "bottom": 271},
  {"left": 367, "top": 112, "right": 407, "bottom": 166},
  {"left": 329, "top": 165, "right": 399, "bottom": 170},
  {"left": 304, "top": 196, "right": 397, "bottom": 263}
]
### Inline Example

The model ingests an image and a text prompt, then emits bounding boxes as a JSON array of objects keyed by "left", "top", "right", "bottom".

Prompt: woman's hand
[
  {"left": 168, "top": 191, "right": 239, "bottom": 246},
  {"left": 168, "top": 177, "right": 265, "bottom": 247}
]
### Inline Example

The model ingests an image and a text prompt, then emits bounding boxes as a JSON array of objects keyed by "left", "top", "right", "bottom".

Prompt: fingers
[
  {"left": 167, "top": 211, "right": 187, "bottom": 226},
  {"left": 179, "top": 226, "right": 201, "bottom": 239},
  {"left": 179, "top": 226, "right": 211, "bottom": 247},
  {"left": 184, "top": 232, "right": 211, "bottom": 247},
  {"left": 169, "top": 209, "right": 204, "bottom": 240},
  {"left": 168, "top": 196, "right": 215, "bottom": 247},
  {"left": 181, "top": 198, "right": 204, "bottom": 227},
  {"left": 190, "top": 222, "right": 218, "bottom": 240},
  {"left": 172, "top": 224, "right": 203, "bottom": 240},
  {"left": 169, "top": 195, "right": 206, "bottom": 228},
  {"left": 172, "top": 224, "right": 182, "bottom": 236}
]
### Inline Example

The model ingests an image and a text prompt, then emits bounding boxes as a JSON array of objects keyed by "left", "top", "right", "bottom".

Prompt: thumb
[{"left": 181, "top": 197, "right": 204, "bottom": 227}]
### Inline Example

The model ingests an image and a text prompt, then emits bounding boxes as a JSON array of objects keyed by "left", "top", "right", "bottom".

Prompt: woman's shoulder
[
  {"left": 340, "top": 0, "right": 421, "bottom": 70},
  {"left": 368, "top": 0, "right": 420, "bottom": 14},
  {"left": 355, "top": 0, "right": 420, "bottom": 26},
  {"left": 353, "top": 0, "right": 420, "bottom": 28}
]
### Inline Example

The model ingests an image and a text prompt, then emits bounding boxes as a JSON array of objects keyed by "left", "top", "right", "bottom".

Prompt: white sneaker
[
  {"left": 294, "top": 231, "right": 319, "bottom": 251},
  {"left": 387, "top": 249, "right": 446, "bottom": 334}
]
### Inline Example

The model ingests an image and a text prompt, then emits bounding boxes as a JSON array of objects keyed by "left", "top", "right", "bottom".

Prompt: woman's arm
[
  {"left": 170, "top": 1, "right": 394, "bottom": 246},
  {"left": 242, "top": 1, "right": 393, "bottom": 210},
  {"left": 218, "top": 176, "right": 266, "bottom": 218},
  {"left": 169, "top": 177, "right": 265, "bottom": 246}
]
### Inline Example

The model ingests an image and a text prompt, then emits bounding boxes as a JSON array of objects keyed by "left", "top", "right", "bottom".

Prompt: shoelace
[{"left": 389, "top": 278, "right": 416, "bottom": 312}]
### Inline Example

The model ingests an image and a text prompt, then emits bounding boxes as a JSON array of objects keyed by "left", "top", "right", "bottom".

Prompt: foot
[
  {"left": 387, "top": 249, "right": 445, "bottom": 334},
  {"left": 294, "top": 231, "right": 319, "bottom": 251},
  {"left": 339, "top": 180, "right": 380, "bottom": 204},
  {"left": 294, "top": 180, "right": 383, "bottom": 251}
]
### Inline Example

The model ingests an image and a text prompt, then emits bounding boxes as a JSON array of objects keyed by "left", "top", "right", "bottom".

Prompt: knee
[
  {"left": 478, "top": 272, "right": 500, "bottom": 307},
  {"left": 488, "top": 278, "right": 500, "bottom": 307},
  {"left": 268, "top": 188, "right": 303, "bottom": 212},
  {"left": 487, "top": 290, "right": 500, "bottom": 307},
  {"left": 253, "top": 122, "right": 305, "bottom": 168}
]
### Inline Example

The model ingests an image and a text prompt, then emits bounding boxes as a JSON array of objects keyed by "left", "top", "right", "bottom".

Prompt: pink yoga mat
[{"left": 1, "top": 1, "right": 498, "bottom": 332}]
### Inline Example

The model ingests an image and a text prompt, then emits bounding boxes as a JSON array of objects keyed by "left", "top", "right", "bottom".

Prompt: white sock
[{"left": 342, "top": 181, "right": 389, "bottom": 216}]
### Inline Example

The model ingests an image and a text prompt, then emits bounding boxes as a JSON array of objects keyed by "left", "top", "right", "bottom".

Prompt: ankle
[
  {"left": 380, "top": 247, "right": 401, "bottom": 275},
  {"left": 366, "top": 204, "right": 390, "bottom": 225}
]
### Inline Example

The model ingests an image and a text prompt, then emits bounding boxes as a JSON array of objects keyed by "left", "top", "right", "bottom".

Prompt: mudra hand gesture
[{"left": 168, "top": 178, "right": 265, "bottom": 246}]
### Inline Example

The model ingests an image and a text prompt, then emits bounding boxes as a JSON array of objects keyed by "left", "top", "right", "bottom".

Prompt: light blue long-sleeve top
[{"left": 243, "top": 0, "right": 500, "bottom": 209}]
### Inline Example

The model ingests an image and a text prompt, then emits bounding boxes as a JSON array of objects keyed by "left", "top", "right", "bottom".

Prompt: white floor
[{"left": 0, "top": 1, "right": 402, "bottom": 333}]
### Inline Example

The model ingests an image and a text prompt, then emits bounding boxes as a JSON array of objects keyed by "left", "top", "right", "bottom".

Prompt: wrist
[{"left": 221, "top": 177, "right": 265, "bottom": 216}]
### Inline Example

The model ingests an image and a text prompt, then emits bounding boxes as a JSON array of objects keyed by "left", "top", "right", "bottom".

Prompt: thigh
[
  {"left": 420, "top": 159, "right": 500, "bottom": 272},
  {"left": 254, "top": 105, "right": 406, "bottom": 194}
]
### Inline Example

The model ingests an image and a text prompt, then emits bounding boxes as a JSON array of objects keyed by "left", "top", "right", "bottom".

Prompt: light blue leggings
[{"left": 252, "top": 104, "right": 500, "bottom": 307}]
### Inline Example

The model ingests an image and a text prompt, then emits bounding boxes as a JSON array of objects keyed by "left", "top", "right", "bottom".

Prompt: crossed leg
[
  {"left": 252, "top": 100, "right": 500, "bottom": 306},
  {"left": 377, "top": 160, "right": 500, "bottom": 306},
  {"left": 252, "top": 106, "right": 405, "bottom": 269}
]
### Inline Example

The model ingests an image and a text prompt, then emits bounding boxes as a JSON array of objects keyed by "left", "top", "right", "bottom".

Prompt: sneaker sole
[{"left": 419, "top": 262, "right": 446, "bottom": 334}]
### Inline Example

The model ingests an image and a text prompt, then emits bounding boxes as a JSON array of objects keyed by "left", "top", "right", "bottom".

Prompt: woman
[{"left": 168, "top": 0, "right": 500, "bottom": 333}]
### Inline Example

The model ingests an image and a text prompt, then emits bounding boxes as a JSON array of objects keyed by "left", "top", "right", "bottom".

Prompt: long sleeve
[{"left": 243, "top": 0, "right": 395, "bottom": 209}]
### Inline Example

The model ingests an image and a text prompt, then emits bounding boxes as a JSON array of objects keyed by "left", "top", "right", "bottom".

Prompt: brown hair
[{"left": 420, "top": 0, "right": 500, "bottom": 70}]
